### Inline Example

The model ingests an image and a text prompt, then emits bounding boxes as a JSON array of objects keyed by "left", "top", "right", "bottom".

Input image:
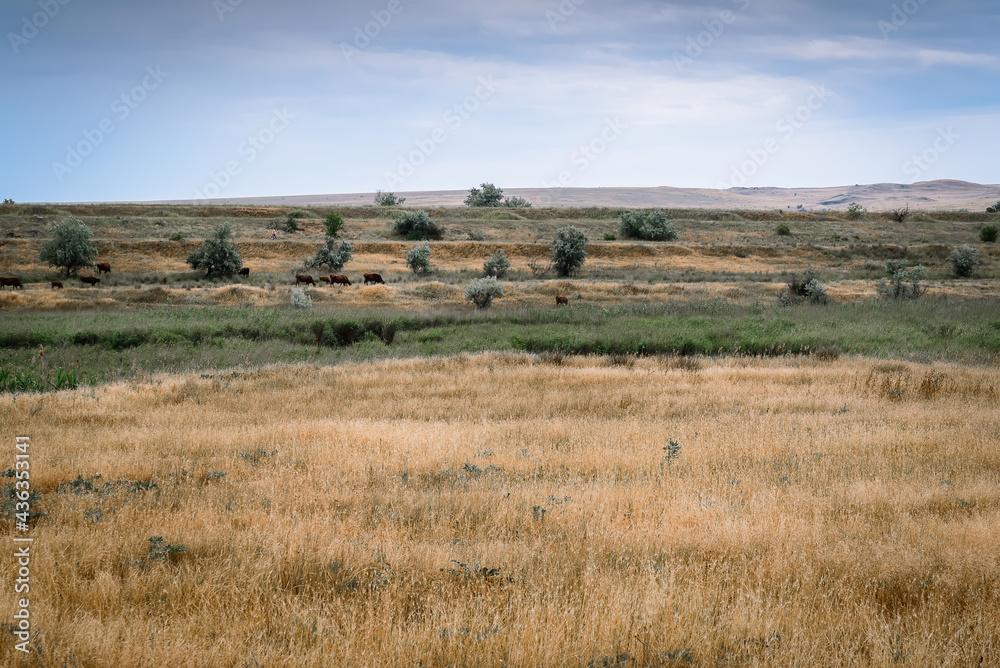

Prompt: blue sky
[{"left": 2, "top": 0, "right": 998, "bottom": 202}]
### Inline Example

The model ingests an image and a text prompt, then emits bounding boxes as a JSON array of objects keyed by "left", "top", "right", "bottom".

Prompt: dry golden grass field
[{"left": 2, "top": 354, "right": 999, "bottom": 666}]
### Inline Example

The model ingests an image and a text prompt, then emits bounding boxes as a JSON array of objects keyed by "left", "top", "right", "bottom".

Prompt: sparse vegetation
[
  {"left": 186, "top": 222, "right": 243, "bottom": 277},
  {"left": 38, "top": 217, "right": 98, "bottom": 276},
  {"left": 482, "top": 249, "right": 511, "bottom": 278},
  {"left": 949, "top": 245, "right": 980, "bottom": 278},
  {"left": 551, "top": 225, "right": 588, "bottom": 276},
  {"left": 618, "top": 209, "right": 678, "bottom": 241},
  {"left": 889, "top": 203, "right": 910, "bottom": 223},
  {"left": 394, "top": 209, "right": 442, "bottom": 240},
  {"left": 877, "top": 259, "right": 926, "bottom": 300},
  {"left": 464, "top": 276, "right": 504, "bottom": 308},
  {"left": 406, "top": 242, "right": 432, "bottom": 274}
]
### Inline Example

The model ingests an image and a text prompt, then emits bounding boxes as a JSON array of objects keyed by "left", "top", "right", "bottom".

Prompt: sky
[{"left": 2, "top": 0, "right": 998, "bottom": 202}]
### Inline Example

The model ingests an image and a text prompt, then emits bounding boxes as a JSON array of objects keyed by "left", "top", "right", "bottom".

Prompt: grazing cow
[
  {"left": 363, "top": 273, "right": 385, "bottom": 285},
  {"left": 330, "top": 274, "right": 351, "bottom": 286},
  {"left": 556, "top": 295, "right": 569, "bottom": 306},
  {"left": 51, "top": 281, "right": 63, "bottom": 289},
  {"left": 295, "top": 274, "right": 316, "bottom": 286},
  {"left": 96, "top": 262, "right": 111, "bottom": 274},
  {"left": 80, "top": 276, "right": 100, "bottom": 287},
  {"left": 238, "top": 267, "right": 250, "bottom": 276},
  {"left": 319, "top": 276, "right": 331, "bottom": 284},
  {"left": 0, "top": 277, "right": 24, "bottom": 290}
]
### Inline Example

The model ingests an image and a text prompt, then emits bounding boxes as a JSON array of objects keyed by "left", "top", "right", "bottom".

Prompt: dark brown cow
[
  {"left": 238, "top": 267, "right": 250, "bottom": 276},
  {"left": 330, "top": 275, "right": 351, "bottom": 286},
  {"left": 0, "top": 277, "right": 23, "bottom": 290},
  {"left": 319, "top": 276, "right": 331, "bottom": 284},
  {"left": 556, "top": 295, "right": 569, "bottom": 306},
  {"left": 96, "top": 262, "right": 111, "bottom": 274},
  {"left": 51, "top": 281, "right": 63, "bottom": 289},
  {"left": 80, "top": 276, "right": 100, "bottom": 287},
  {"left": 363, "top": 273, "right": 384, "bottom": 285},
  {"left": 295, "top": 274, "right": 316, "bottom": 286}
]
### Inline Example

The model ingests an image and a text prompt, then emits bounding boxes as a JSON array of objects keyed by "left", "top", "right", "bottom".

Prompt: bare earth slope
[{"left": 160, "top": 180, "right": 999, "bottom": 211}]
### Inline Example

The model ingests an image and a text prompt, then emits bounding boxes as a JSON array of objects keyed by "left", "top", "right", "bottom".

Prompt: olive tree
[
  {"left": 39, "top": 217, "right": 98, "bottom": 276},
  {"left": 187, "top": 222, "right": 243, "bottom": 277},
  {"left": 308, "top": 238, "right": 353, "bottom": 272},
  {"left": 551, "top": 226, "right": 588, "bottom": 276}
]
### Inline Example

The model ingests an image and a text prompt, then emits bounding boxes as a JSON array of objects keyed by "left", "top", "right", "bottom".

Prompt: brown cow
[
  {"left": 80, "top": 276, "right": 100, "bottom": 286},
  {"left": 96, "top": 262, "right": 111, "bottom": 274},
  {"left": 51, "top": 281, "right": 63, "bottom": 289},
  {"left": 330, "top": 275, "right": 351, "bottom": 286},
  {"left": 0, "top": 277, "right": 24, "bottom": 290},
  {"left": 319, "top": 276, "right": 331, "bottom": 284},
  {"left": 556, "top": 295, "right": 569, "bottom": 306},
  {"left": 363, "top": 273, "right": 385, "bottom": 285},
  {"left": 238, "top": 267, "right": 250, "bottom": 276},
  {"left": 295, "top": 274, "right": 316, "bottom": 286}
]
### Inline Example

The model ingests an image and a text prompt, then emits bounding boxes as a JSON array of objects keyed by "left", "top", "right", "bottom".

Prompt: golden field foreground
[{"left": 2, "top": 354, "right": 999, "bottom": 666}]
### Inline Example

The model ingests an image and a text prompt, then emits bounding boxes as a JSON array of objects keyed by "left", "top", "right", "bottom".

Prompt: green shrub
[
  {"left": 465, "top": 276, "right": 504, "bottom": 308},
  {"left": 465, "top": 183, "right": 532, "bottom": 208},
  {"left": 985, "top": 201, "right": 1000, "bottom": 214},
  {"left": 786, "top": 272, "right": 827, "bottom": 304},
  {"left": 406, "top": 242, "right": 431, "bottom": 274},
  {"left": 775, "top": 222, "right": 791, "bottom": 236},
  {"left": 949, "top": 245, "right": 980, "bottom": 277},
  {"left": 980, "top": 225, "right": 998, "bottom": 243},
  {"left": 170, "top": 232, "right": 186, "bottom": 241},
  {"left": 483, "top": 249, "right": 511, "bottom": 278},
  {"left": 374, "top": 190, "right": 406, "bottom": 206},
  {"left": 847, "top": 202, "right": 867, "bottom": 220},
  {"left": 307, "top": 238, "right": 353, "bottom": 272},
  {"left": 603, "top": 233, "right": 617, "bottom": 241},
  {"left": 290, "top": 289, "right": 312, "bottom": 309},
  {"left": 394, "top": 210, "right": 442, "bottom": 240},
  {"left": 187, "top": 222, "right": 243, "bottom": 277},
  {"left": 323, "top": 212, "right": 344, "bottom": 237},
  {"left": 2, "top": 198, "right": 13, "bottom": 205},
  {"left": 618, "top": 209, "right": 678, "bottom": 241},
  {"left": 551, "top": 226, "right": 588, "bottom": 277},
  {"left": 876, "top": 260, "right": 926, "bottom": 299},
  {"left": 38, "top": 218, "right": 98, "bottom": 276}
]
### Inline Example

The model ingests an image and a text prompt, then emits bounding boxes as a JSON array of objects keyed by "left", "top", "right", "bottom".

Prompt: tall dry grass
[{"left": 2, "top": 355, "right": 998, "bottom": 666}]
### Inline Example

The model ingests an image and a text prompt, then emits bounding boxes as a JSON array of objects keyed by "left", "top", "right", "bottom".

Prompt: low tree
[
  {"left": 187, "top": 222, "right": 243, "bottom": 277},
  {"left": 2, "top": 198, "right": 13, "bottom": 204},
  {"left": 483, "top": 249, "right": 511, "bottom": 278},
  {"left": 465, "top": 183, "right": 532, "bottom": 208},
  {"left": 465, "top": 277, "right": 504, "bottom": 308},
  {"left": 307, "top": 238, "right": 354, "bottom": 272},
  {"left": 876, "top": 259, "right": 926, "bottom": 300},
  {"left": 551, "top": 226, "right": 588, "bottom": 277},
  {"left": 374, "top": 190, "right": 405, "bottom": 206},
  {"left": 949, "top": 245, "right": 980, "bottom": 278},
  {"left": 406, "top": 242, "right": 431, "bottom": 274},
  {"left": 39, "top": 217, "right": 98, "bottom": 276},
  {"left": 323, "top": 211, "right": 344, "bottom": 238},
  {"left": 394, "top": 210, "right": 442, "bottom": 240},
  {"left": 619, "top": 209, "right": 678, "bottom": 241}
]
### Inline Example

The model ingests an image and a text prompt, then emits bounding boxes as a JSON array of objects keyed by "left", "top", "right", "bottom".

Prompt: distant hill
[{"left": 160, "top": 180, "right": 999, "bottom": 211}]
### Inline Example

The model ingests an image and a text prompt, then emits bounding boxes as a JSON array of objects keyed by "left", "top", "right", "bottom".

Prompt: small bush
[
  {"left": 406, "top": 242, "right": 432, "bottom": 274},
  {"left": 394, "top": 210, "right": 442, "bottom": 240},
  {"left": 374, "top": 190, "right": 405, "bottom": 206},
  {"left": 323, "top": 212, "right": 344, "bottom": 237},
  {"left": 786, "top": 272, "right": 828, "bottom": 304},
  {"left": 980, "top": 225, "right": 998, "bottom": 243},
  {"left": 603, "top": 233, "right": 617, "bottom": 241},
  {"left": 985, "top": 201, "right": 1000, "bottom": 214},
  {"left": 307, "top": 238, "right": 353, "bottom": 272},
  {"left": 465, "top": 276, "right": 504, "bottom": 308},
  {"left": 147, "top": 536, "right": 187, "bottom": 561},
  {"left": 551, "top": 226, "right": 588, "bottom": 277},
  {"left": 170, "top": 232, "right": 186, "bottom": 241},
  {"left": 775, "top": 222, "right": 791, "bottom": 236},
  {"left": 804, "top": 278, "right": 829, "bottom": 304},
  {"left": 876, "top": 260, "right": 926, "bottom": 299},
  {"left": 464, "top": 183, "right": 532, "bottom": 208},
  {"left": 618, "top": 209, "right": 678, "bottom": 241},
  {"left": 889, "top": 204, "right": 910, "bottom": 223},
  {"left": 949, "top": 245, "right": 980, "bottom": 278},
  {"left": 847, "top": 202, "right": 867, "bottom": 220},
  {"left": 290, "top": 289, "right": 312, "bottom": 309},
  {"left": 2, "top": 198, "right": 13, "bottom": 204},
  {"left": 483, "top": 249, "right": 511, "bottom": 278}
]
